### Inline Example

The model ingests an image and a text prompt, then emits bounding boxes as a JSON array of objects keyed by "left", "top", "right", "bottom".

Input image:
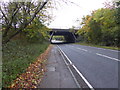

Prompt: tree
[
  {"left": 1, "top": 0, "right": 50, "bottom": 44},
  {"left": 87, "top": 17, "right": 102, "bottom": 44},
  {"left": 77, "top": 7, "right": 119, "bottom": 46},
  {"left": 114, "top": 0, "right": 120, "bottom": 46},
  {"left": 93, "top": 8, "right": 116, "bottom": 45},
  {"left": 23, "top": 17, "right": 50, "bottom": 42}
]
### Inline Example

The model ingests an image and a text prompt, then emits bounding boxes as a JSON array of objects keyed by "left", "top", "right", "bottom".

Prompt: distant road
[{"left": 58, "top": 44, "right": 119, "bottom": 88}]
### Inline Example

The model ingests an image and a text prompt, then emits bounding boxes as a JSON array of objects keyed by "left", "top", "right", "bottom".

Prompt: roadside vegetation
[
  {"left": 76, "top": 1, "right": 120, "bottom": 50},
  {"left": 2, "top": 39, "right": 49, "bottom": 87},
  {"left": 1, "top": 1, "right": 52, "bottom": 88}
]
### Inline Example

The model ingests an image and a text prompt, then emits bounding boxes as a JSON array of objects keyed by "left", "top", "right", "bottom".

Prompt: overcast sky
[
  {"left": 1, "top": 0, "right": 112, "bottom": 29},
  {"left": 48, "top": 0, "right": 112, "bottom": 29}
]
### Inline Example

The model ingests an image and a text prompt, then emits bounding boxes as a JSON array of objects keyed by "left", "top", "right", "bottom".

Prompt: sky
[
  {"left": 1, "top": 0, "right": 112, "bottom": 29},
  {"left": 48, "top": 0, "right": 112, "bottom": 29}
]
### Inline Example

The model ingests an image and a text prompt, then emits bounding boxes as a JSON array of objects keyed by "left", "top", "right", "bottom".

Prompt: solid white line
[
  {"left": 57, "top": 45, "right": 94, "bottom": 90},
  {"left": 58, "top": 47, "right": 72, "bottom": 65},
  {"left": 96, "top": 53, "right": 120, "bottom": 61},
  {"left": 58, "top": 49, "right": 81, "bottom": 88},
  {"left": 72, "top": 64, "right": 94, "bottom": 90}
]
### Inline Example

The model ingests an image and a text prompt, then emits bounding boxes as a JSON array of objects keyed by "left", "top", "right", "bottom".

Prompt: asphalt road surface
[
  {"left": 58, "top": 44, "right": 119, "bottom": 88},
  {"left": 38, "top": 46, "right": 78, "bottom": 88}
]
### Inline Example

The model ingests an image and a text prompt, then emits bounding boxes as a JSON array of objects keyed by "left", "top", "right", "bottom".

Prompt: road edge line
[
  {"left": 57, "top": 45, "right": 94, "bottom": 90},
  {"left": 58, "top": 48, "right": 81, "bottom": 88}
]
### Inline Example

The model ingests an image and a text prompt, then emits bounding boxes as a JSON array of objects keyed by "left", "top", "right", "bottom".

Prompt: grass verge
[
  {"left": 2, "top": 40, "right": 49, "bottom": 87},
  {"left": 75, "top": 42, "right": 119, "bottom": 50}
]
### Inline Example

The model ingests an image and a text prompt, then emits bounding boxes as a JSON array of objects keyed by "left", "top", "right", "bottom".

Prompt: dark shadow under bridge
[{"left": 49, "top": 28, "right": 78, "bottom": 44}]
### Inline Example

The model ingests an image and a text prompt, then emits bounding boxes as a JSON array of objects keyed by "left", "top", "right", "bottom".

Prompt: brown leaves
[{"left": 10, "top": 45, "right": 52, "bottom": 88}]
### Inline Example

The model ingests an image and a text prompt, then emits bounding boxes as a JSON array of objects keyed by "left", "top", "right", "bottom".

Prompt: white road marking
[
  {"left": 96, "top": 53, "right": 120, "bottom": 61},
  {"left": 108, "top": 49, "right": 120, "bottom": 52},
  {"left": 58, "top": 49, "right": 81, "bottom": 88},
  {"left": 71, "top": 45, "right": 119, "bottom": 53},
  {"left": 96, "top": 48, "right": 119, "bottom": 52},
  {"left": 69, "top": 45, "right": 119, "bottom": 62},
  {"left": 57, "top": 45, "right": 94, "bottom": 90},
  {"left": 82, "top": 49, "right": 88, "bottom": 52},
  {"left": 91, "top": 46, "right": 119, "bottom": 52},
  {"left": 72, "top": 64, "right": 94, "bottom": 90},
  {"left": 77, "top": 48, "right": 88, "bottom": 52}
]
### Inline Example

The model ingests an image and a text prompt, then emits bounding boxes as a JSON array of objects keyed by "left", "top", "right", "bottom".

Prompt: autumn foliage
[
  {"left": 9, "top": 45, "right": 52, "bottom": 88},
  {"left": 77, "top": 5, "right": 120, "bottom": 47}
]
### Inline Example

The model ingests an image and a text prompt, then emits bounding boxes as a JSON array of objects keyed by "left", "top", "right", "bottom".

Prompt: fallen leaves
[{"left": 9, "top": 45, "right": 52, "bottom": 88}]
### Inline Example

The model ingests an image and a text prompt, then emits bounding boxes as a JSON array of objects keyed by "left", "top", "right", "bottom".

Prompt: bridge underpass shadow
[{"left": 49, "top": 30, "right": 77, "bottom": 45}]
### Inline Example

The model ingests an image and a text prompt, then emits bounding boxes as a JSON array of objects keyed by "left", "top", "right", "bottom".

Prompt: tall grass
[{"left": 2, "top": 40, "right": 49, "bottom": 87}]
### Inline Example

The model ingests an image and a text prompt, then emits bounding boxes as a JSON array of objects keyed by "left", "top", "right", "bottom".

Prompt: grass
[
  {"left": 2, "top": 40, "right": 49, "bottom": 87},
  {"left": 75, "top": 42, "right": 119, "bottom": 50}
]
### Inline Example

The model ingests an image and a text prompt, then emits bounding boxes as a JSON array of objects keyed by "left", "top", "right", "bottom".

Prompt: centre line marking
[
  {"left": 70, "top": 45, "right": 88, "bottom": 52},
  {"left": 96, "top": 53, "right": 120, "bottom": 61},
  {"left": 82, "top": 49, "right": 88, "bottom": 52},
  {"left": 77, "top": 48, "right": 88, "bottom": 52}
]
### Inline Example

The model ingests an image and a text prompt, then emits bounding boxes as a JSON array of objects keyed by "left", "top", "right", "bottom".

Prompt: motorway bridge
[{"left": 49, "top": 28, "right": 78, "bottom": 43}]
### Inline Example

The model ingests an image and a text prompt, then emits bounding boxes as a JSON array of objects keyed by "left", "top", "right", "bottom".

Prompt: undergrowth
[{"left": 2, "top": 40, "right": 49, "bottom": 87}]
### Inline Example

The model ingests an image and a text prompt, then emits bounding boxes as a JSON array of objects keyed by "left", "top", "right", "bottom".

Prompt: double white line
[{"left": 57, "top": 45, "right": 94, "bottom": 90}]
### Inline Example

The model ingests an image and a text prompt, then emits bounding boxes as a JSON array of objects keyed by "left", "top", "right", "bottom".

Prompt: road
[
  {"left": 38, "top": 46, "right": 78, "bottom": 88},
  {"left": 58, "top": 44, "right": 119, "bottom": 88}
]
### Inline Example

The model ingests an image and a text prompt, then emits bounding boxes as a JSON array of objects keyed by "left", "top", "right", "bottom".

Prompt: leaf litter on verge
[{"left": 9, "top": 45, "right": 52, "bottom": 88}]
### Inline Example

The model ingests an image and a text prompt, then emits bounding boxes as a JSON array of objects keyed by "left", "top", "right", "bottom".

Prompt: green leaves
[
  {"left": 1, "top": 1, "right": 52, "bottom": 44},
  {"left": 23, "top": 17, "right": 50, "bottom": 43},
  {"left": 77, "top": 7, "right": 120, "bottom": 46}
]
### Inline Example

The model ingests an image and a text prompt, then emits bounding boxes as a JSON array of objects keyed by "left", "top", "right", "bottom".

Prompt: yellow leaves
[
  {"left": 10, "top": 64, "right": 42, "bottom": 88},
  {"left": 11, "top": 83, "right": 15, "bottom": 87},
  {"left": 31, "top": 86, "right": 37, "bottom": 88},
  {"left": 19, "top": 76, "right": 24, "bottom": 80},
  {"left": 9, "top": 45, "right": 52, "bottom": 88}
]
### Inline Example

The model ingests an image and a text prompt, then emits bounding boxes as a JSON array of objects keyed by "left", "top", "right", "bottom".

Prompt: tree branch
[
  {"left": 3, "top": 0, "right": 49, "bottom": 44},
  {"left": 0, "top": 6, "right": 9, "bottom": 24},
  {"left": 27, "top": 1, "right": 48, "bottom": 26},
  {"left": 3, "top": 3, "right": 21, "bottom": 37}
]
